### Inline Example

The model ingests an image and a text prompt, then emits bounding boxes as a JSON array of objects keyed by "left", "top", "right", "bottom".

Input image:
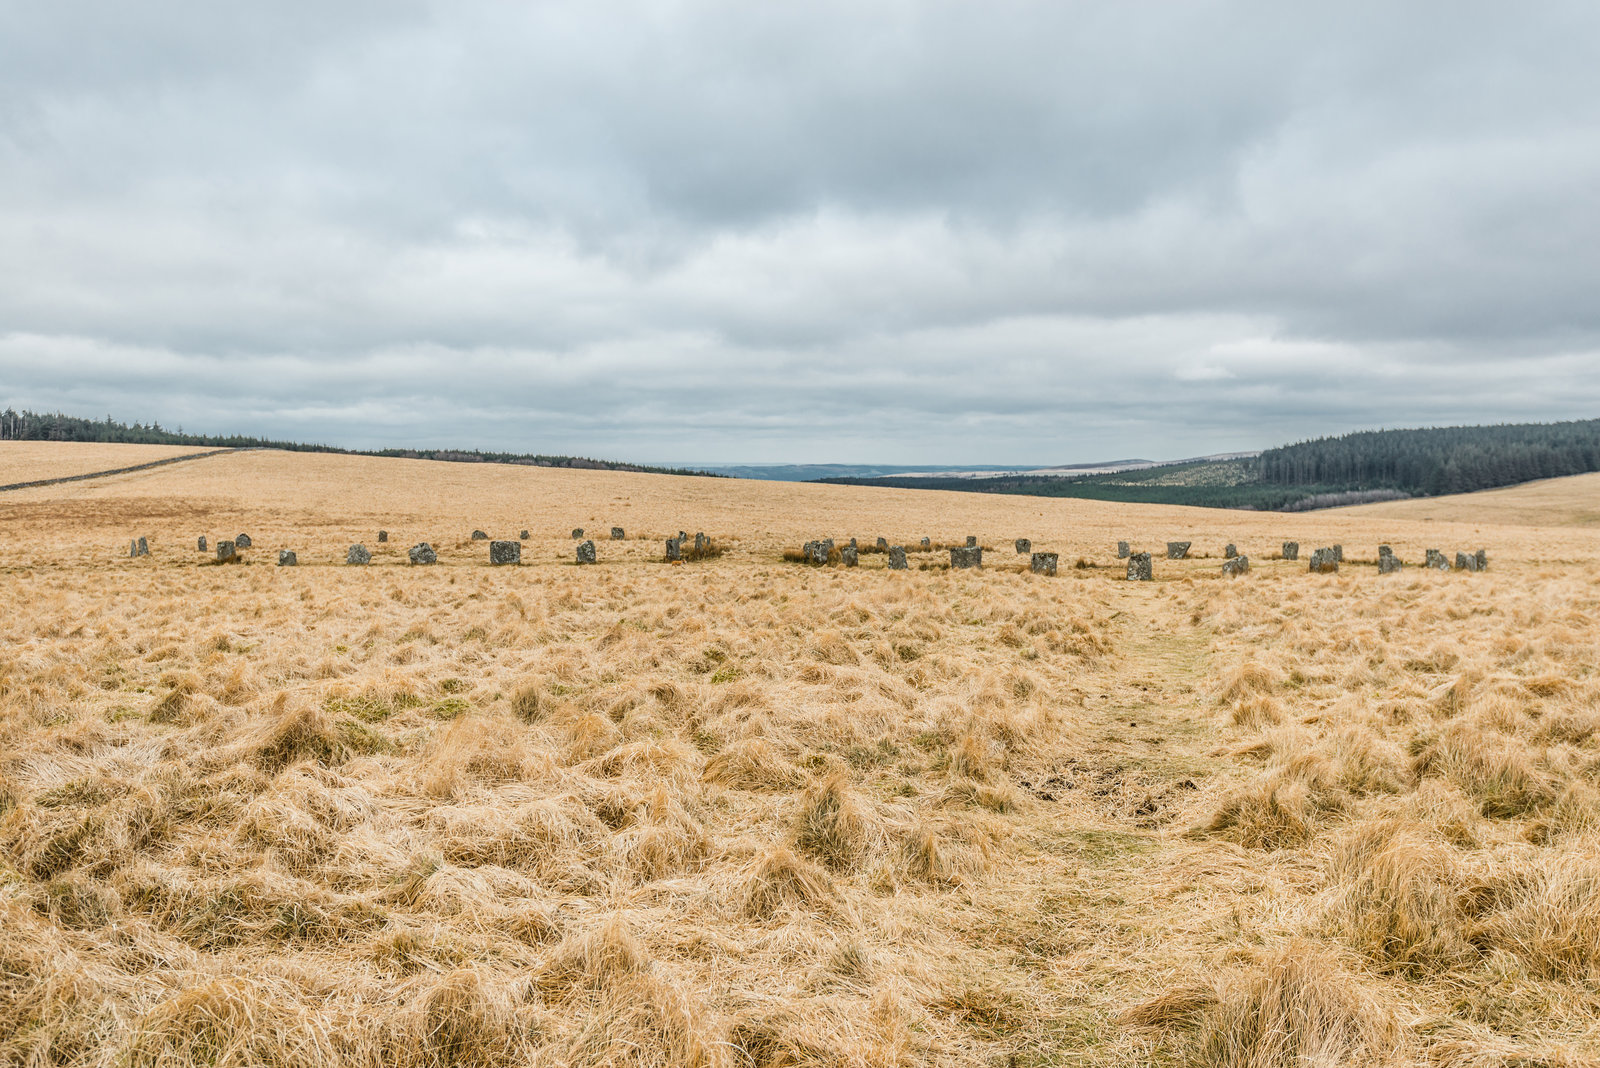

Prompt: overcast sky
[{"left": 3, "top": 2, "right": 1599, "bottom": 464}]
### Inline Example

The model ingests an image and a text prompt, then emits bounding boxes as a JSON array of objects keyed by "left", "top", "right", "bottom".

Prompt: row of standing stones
[{"left": 796, "top": 536, "right": 1062, "bottom": 576}]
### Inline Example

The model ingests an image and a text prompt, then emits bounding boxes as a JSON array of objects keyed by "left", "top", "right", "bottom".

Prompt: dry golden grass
[
  {"left": 2, "top": 448, "right": 1599, "bottom": 1066},
  {"left": 0, "top": 442, "right": 219, "bottom": 486}
]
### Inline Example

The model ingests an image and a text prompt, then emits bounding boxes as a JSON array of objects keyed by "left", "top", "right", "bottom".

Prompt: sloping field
[
  {"left": 1335, "top": 470, "right": 1600, "bottom": 528},
  {"left": 0, "top": 441, "right": 222, "bottom": 488},
  {"left": 2, "top": 449, "right": 1598, "bottom": 1067}
]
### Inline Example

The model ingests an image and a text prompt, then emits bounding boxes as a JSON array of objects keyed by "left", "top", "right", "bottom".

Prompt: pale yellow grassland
[
  {"left": 2, "top": 449, "right": 1598, "bottom": 1067},
  {"left": 0, "top": 442, "right": 221, "bottom": 487},
  {"left": 1334, "top": 470, "right": 1600, "bottom": 528}
]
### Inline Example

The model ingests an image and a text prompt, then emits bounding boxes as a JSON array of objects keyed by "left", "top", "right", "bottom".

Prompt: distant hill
[
  {"left": 817, "top": 419, "right": 1600, "bottom": 511},
  {"left": 0, "top": 408, "right": 720, "bottom": 478}
]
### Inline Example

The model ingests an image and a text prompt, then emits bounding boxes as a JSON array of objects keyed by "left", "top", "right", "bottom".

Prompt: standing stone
[
  {"left": 1378, "top": 551, "right": 1402, "bottom": 574},
  {"left": 822, "top": 538, "right": 834, "bottom": 553},
  {"left": 1475, "top": 549, "right": 1488, "bottom": 571},
  {"left": 965, "top": 536, "right": 978, "bottom": 548},
  {"left": 1309, "top": 548, "right": 1338, "bottom": 574},
  {"left": 1378, "top": 544, "right": 1393, "bottom": 559},
  {"left": 1118, "top": 541, "right": 1131, "bottom": 559},
  {"left": 129, "top": 540, "right": 138, "bottom": 557},
  {"left": 1224, "top": 543, "right": 1237, "bottom": 559},
  {"left": 520, "top": 530, "right": 529, "bottom": 540},
  {"left": 139, "top": 537, "right": 149, "bottom": 556},
  {"left": 679, "top": 531, "right": 688, "bottom": 543},
  {"left": 490, "top": 540, "right": 521, "bottom": 565},
  {"left": 950, "top": 546, "right": 982, "bottom": 569},
  {"left": 1167, "top": 542, "right": 1191, "bottom": 560},
  {"left": 198, "top": 535, "right": 207, "bottom": 552},
  {"left": 610, "top": 527, "right": 625, "bottom": 540},
  {"left": 347, "top": 544, "right": 371, "bottom": 565},
  {"left": 1282, "top": 542, "right": 1299, "bottom": 561},
  {"left": 1016, "top": 538, "right": 1032, "bottom": 554},
  {"left": 378, "top": 530, "right": 388, "bottom": 543},
  {"left": 216, "top": 540, "right": 237, "bottom": 562},
  {"left": 665, "top": 537, "right": 682, "bottom": 561},
  {"left": 803, "top": 541, "right": 826, "bottom": 565},
  {"left": 695, "top": 532, "right": 708, "bottom": 554},
  {"left": 888, "top": 546, "right": 908, "bottom": 570},
  {"left": 572, "top": 528, "right": 584, "bottom": 539},
  {"left": 235, "top": 533, "right": 252, "bottom": 548},
  {"left": 576, "top": 540, "right": 597, "bottom": 565},
  {"left": 471, "top": 530, "right": 488, "bottom": 540},
  {"left": 849, "top": 538, "right": 857, "bottom": 549},
  {"left": 1425, "top": 549, "right": 1448, "bottom": 570},
  {"left": 1222, "top": 555, "right": 1250, "bottom": 577},
  {"left": 1030, "top": 552, "right": 1058, "bottom": 576},
  {"left": 920, "top": 538, "right": 931, "bottom": 550},
  {"left": 841, "top": 546, "right": 859, "bottom": 567},
  {"left": 876, "top": 537, "right": 889, "bottom": 551},
  {"left": 278, "top": 550, "right": 298, "bottom": 567},
  {"left": 1455, "top": 551, "right": 1477, "bottom": 572},
  {"left": 409, "top": 543, "right": 437, "bottom": 565},
  {"left": 1127, "top": 552, "right": 1153, "bottom": 581},
  {"left": 1332, "top": 544, "right": 1344, "bottom": 563}
]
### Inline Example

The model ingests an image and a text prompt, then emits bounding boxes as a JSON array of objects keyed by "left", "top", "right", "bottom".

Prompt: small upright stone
[
  {"left": 1127, "top": 552, "right": 1153, "bottom": 581},
  {"left": 695, "top": 532, "right": 708, "bottom": 554},
  {"left": 1030, "top": 551, "right": 1058, "bottom": 576},
  {"left": 610, "top": 527, "right": 625, "bottom": 540},
  {"left": 216, "top": 540, "right": 237, "bottom": 562},
  {"left": 822, "top": 538, "right": 834, "bottom": 553},
  {"left": 1309, "top": 547, "right": 1338, "bottom": 573},
  {"left": 951, "top": 546, "right": 983, "bottom": 569},
  {"left": 576, "top": 540, "right": 596, "bottom": 565},
  {"left": 803, "top": 541, "right": 828, "bottom": 565},
  {"left": 471, "top": 530, "right": 488, "bottom": 540},
  {"left": 1425, "top": 549, "right": 1448, "bottom": 570},
  {"left": 347, "top": 544, "right": 371, "bottom": 565},
  {"left": 1332, "top": 545, "right": 1344, "bottom": 563},
  {"left": 378, "top": 530, "right": 388, "bottom": 543},
  {"left": 1224, "top": 543, "right": 1237, "bottom": 559},
  {"left": 409, "top": 543, "right": 437, "bottom": 565},
  {"left": 1166, "top": 541, "right": 1191, "bottom": 560},
  {"left": 490, "top": 540, "right": 521, "bottom": 565},
  {"left": 1282, "top": 541, "right": 1299, "bottom": 561},
  {"left": 679, "top": 531, "right": 688, "bottom": 543},
  {"left": 849, "top": 537, "right": 858, "bottom": 549},
  {"left": 965, "top": 536, "right": 978, "bottom": 548},
  {"left": 235, "top": 533, "right": 252, "bottom": 548},
  {"left": 665, "top": 537, "right": 682, "bottom": 561},
  {"left": 920, "top": 537, "right": 931, "bottom": 550},
  {"left": 1222, "top": 555, "right": 1250, "bottom": 577},
  {"left": 1475, "top": 549, "right": 1488, "bottom": 571},
  {"left": 841, "top": 546, "right": 859, "bottom": 567},
  {"left": 572, "top": 528, "right": 584, "bottom": 539},
  {"left": 888, "top": 546, "right": 908, "bottom": 570},
  {"left": 278, "top": 550, "right": 298, "bottom": 567},
  {"left": 520, "top": 530, "right": 529, "bottom": 540},
  {"left": 138, "top": 537, "right": 149, "bottom": 556},
  {"left": 1455, "top": 551, "right": 1477, "bottom": 572},
  {"left": 1378, "top": 550, "right": 1402, "bottom": 574},
  {"left": 1117, "top": 541, "right": 1131, "bottom": 559},
  {"left": 876, "top": 537, "right": 889, "bottom": 551},
  {"left": 1015, "top": 538, "right": 1032, "bottom": 554},
  {"left": 198, "top": 535, "right": 207, "bottom": 552},
  {"left": 129, "top": 540, "right": 138, "bottom": 557}
]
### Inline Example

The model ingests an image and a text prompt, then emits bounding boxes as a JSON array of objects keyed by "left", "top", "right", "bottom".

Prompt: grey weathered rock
[
  {"left": 572, "top": 528, "right": 584, "bottom": 539},
  {"left": 1309, "top": 548, "right": 1338, "bottom": 573},
  {"left": 804, "top": 541, "right": 829, "bottom": 566},
  {"left": 1282, "top": 541, "right": 1299, "bottom": 561},
  {"left": 1016, "top": 538, "right": 1032, "bottom": 554},
  {"left": 1378, "top": 552, "right": 1402, "bottom": 574},
  {"left": 1030, "top": 551, "right": 1057, "bottom": 576},
  {"left": 951, "top": 546, "right": 983, "bottom": 569},
  {"left": 841, "top": 546, "right": 859, "bottom": 567},
  {"left": 920, "top": 537, "right": 931, "bottom": 550},
  {"left": 1455, "top": 551, "right": 1477, "bottom": 572},
  {"left": 129, "top": 540, "right": 138, "bottom": 557},
  {"left": 1475, "top": 549, "right": 1488, "bottom": 571},
  {"left": 278, "top": 550, "right": 297, "bottom": 567},
  {"left": 1222, "top": 555, "right": 1250, "bottom": 577},
  {"left": 198, "top": 535, "right": 207, "bottom": 552},
  {"left": 378, "top": 530, "right": 388, "bottom": 543},
  {"left": 1378, "top": 544, "right": 1393, "bottom": 558},
  {"left": 520, "top": 530, "right": 529, "bottom": 540},
  {"left": 822, "top": 539, "right": 834, "bottom": 553},
  {"left": 576, "top": 540, "right": 596, "bottom": 565},
  {"left": 610, "top": 527, "right": 625, "bottom": 540},
  {"left": 347, "top": 544, "right": 371, "bottom": 565},
  {"left": 888, "top": 546, "right": 908, "bottom": 570},
  {"left": 235, "top": 533, "right": 252, "bottom": 548},
  {"left": 490, "top": 540, "right": 521, "bottom": 565},
  {"left": 471, "top": 530, "right": 488, "bottom": 540},
  {"left": 1224, "top": 543, "right": 1237, "bottom": 559},
  {"left": 666, "top": 537, "right": 682, "bottom": 561},
  {"left": 965, "top": 535, "right": 978, "bottom": 548},
  {"left": 1425, "top": 549, "right": 1449, "bottom": 570},
  {"left": 216, "top": 540, "right": 237, "bottom": 562},
  {"left": 695, "top": 532, "right": 708, "bottom": 554},
  {"left": 1166, "top": 541, "right": 1191, "bottom": 560},
  {"left": 1332, "top": 545, "right": 1344, "bottom": 563},
  {"left": 138, "top": 537, "right": 148, "bottom": 556},
  {"left": 876, "top": 537, "right": 889, "bottom": 551},
  {"left": 679, "top": 531, "right": 688, "bottom": 542},
  {"left": 849, "top": 537, "right": 857, "bottom": 549},
  {"left": 1117, "top": 540, "right": 1130, "bottom": 559},
  {"left": 409, "top": 543, "right": 437, "bottom": 565},
  {"left": 1127, "top": 552, "right": 1153, "bottom": 581}
]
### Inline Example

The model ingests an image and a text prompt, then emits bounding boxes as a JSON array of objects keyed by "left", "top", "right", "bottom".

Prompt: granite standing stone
[
  {"left": 1332, "top": 544, "right": 1344, "bottom": 563},
  {"left": 490, "top": 540, "right": 521, "bottom": 565},
  {"left": 920, "top": 538, "right": 931, "bottom": 550},
  {"left": 1425, "top": 549, "right": 1448, "bottom": 570},
  {"left": 1378, "top": 551, "right": 1402, "bottom": 574},
  {"left": 888, "top": 546, "right": 908, "bottom": 570},
  {"left": 1127, "top": 552, "right": 1153, "bottom": 581},
  {"left": 849, "top": 538, "right": 857, "bottom": 549},
  {"left": 347, "top": 544, "right": 371, "bottom": 565},
  {"left": 965, "top": 535, "right": 978, "bottom": 548},
  {"left": 1117, "top": 540, "right": 1131, "bottom": 559},
  {"left": 951, "top": 546, "right": 983, "bottom": 569},
  {"left": 1224, "top": 543, "right": 1237, "bottom": 559},
  {"left": 1282, "top": 541, "right": 1299, "bottom": 561},
  {"left": 610, "top": 527, "right": 625, "bottom": 540},
  {"left": 1475, "top": 549, "right": 1488, "bottom": 571},
  {"left": 576, "top": 540, "right": 597, "bottom": 565},
  {"left": 235, "top": 533, "right": 252, "bottom": 548},
  {"left": 572, "top": 528, "right": 584, "bottom": 539},
  {"left": 695, "top": 532, "right": 708, "bottom": 554},
  {"left": 129, "top": 540, "right": 138, "bottom": 557},
  {"left": 198, "top": 536, "right": 207, "bottom": 552},
  {"left": 1222, "top": 555, "right": 1250, "bottom": 577},
  {"left": 1167, "top": 541, "right": 1191, "bottom": 559},
  {"left": 1309, "top": 548, "right": 1338, "bottom": 573},
  {"left": 1016, "top": 538, "right": 1032, "bottom": 554},
  {"left": 471, "top": 530, "right": 488, "bottom": 540},
  {"left": 278, "top": 550, "right": 298, "bottom": 567},
  {"left": 409, "top": 543, "right": 438, "bottom": 565},
  {"left": 841, "top": 546, "right": 859, "bottom": 567},
  {"left": 877, "top": 537, "right": 889, "bottom": 551},
  {"left": 520, "top": 530, "right": 529, "bottom": 540},
  {"left": 378, "top": 530, "right": 388, "bottom": 543},
  {"left": 216, "top": 540, "right": 236, "bottom": 562},
  {"left": 804, "top": 541, "right": 829, "bottom": 566},
  {"left": 1030, "top": 551, "right": 1058, "bottom": 575},
  {"left": 1455, "top": 551, "right": 1477, "bottom": 572},
  {"left": 665, "top": 537, "right": 682, "bottom": 561}
]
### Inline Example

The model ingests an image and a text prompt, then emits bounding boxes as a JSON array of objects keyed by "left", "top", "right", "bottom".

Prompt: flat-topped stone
[
  {"left": 378, "top": 530, "right": 388, "bottom": 543},
  {"left": 1425, "top": 549, "right": 1449, "bottom": 570},
  {"left": 1127, "top": 552, "right": 1153, "bottom": 581},
  {"left": 1222, "top": 555, "right": 1250, "bottom": 577},
  {"left": 951, "top": 546, "right": 982, "bottom": 569},
  {"left": 1332, "top": 544, "right": 1344, "bottom": 563},
  {"left": 1030, "top": 551, "right": 1057, "bottom": 575},
  {"left": 198, "top": 536, "right": 207, "bottom": 552},
  {"left": 409, "top": 543, "right": 437, "bottom": 565},
  {"left": 278, "top": 550, "right": 297, "bottom": 567},
  {"left": 1282, "top": 541, "right": 1299, "bottom": 561},
  {"left": 1117, "top": 540, "right": 1130, "bottom": 559},
  {"left": 347, "top": 544, "right": 371, "bottom": 565},
  {"left": 1015, "top": 538, "right": 1031, "bottom": 553},
  {"left": 841, "top": 546, "right": 859, "bottom": 567},
  {"left": 965, "top": 535, "right": 978, "bottom": 548},
  {"left": 1309, "top": 547, "right": 1338, "bottom": 573},
  {"left": 216, "top": 540, "right": 237, "bottom": 562},
  {"left": 576, "top": 540, "right": 596, "bottom": 564},
  {"left": 665, "top": 538, "right": 682, "bottom": 561},
  {"left": 888, "top": 546, "right": 908, "bottom": 570},
  {"left": 490, "top": 540, "right": 521, "bottom": 565},
  {"left": 1167, "top": 541, "right": 1190, "bottom": 559}
]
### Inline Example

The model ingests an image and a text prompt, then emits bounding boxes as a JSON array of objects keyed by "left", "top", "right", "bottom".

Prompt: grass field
[
  {"left": 2, "top": 445, "right": 1597, "bottom": 1066},
  {"left": 0, "top": 442, "right": 221, "bottom": 487}
]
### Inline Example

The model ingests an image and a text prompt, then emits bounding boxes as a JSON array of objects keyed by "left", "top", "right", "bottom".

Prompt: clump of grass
[
  {"left": 792, "top": 773, "right": 870, "bottom": 872},
  {"left": 741, "top": 845, "right": 840, "bottom": 921},
  {"left": 702, "top": 739, "right": 803, "bottom": 791}
]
